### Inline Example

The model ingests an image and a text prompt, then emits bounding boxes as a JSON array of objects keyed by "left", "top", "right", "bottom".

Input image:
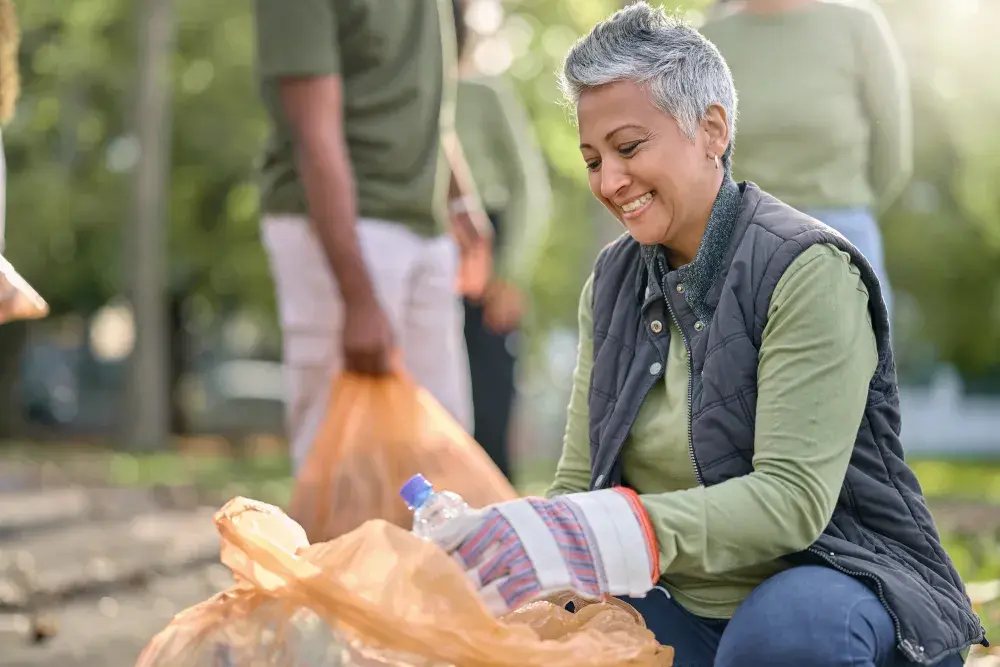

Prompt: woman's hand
[
  {"left": 428, "top": 488, "right": 660, "bottom": 615},
  {"left": 449, "top": 199, "right": 494, "bottom": 300}
]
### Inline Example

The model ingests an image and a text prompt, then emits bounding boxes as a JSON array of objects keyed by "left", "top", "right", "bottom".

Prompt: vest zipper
[
  {"left": 662, "top": 291, "right": 704, "bottom": 486},
  {"left": 806, "top": 546, "right": 920, "bottom": 662}
]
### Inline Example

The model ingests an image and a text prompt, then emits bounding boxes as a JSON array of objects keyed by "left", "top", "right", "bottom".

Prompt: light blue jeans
[{"left": 803, "top": 207, "right": 892, "bottom": 319}]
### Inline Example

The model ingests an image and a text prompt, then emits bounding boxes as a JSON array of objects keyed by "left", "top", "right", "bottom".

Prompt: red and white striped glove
[{"left": 429, "top": 488, "right": 660, "bottom": 616}]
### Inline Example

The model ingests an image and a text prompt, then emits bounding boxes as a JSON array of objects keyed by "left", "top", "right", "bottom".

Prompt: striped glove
[{"left": 429, "top": 488, "right": 659, "bottom": 616}]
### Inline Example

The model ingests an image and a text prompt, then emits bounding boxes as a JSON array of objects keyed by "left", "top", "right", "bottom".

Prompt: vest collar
[{"left": 638, "top": 174, "right": 744, "bottom": 322}]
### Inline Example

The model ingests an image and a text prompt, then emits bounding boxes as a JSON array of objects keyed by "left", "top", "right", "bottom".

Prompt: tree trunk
[{"left": 124, "top": 0, "right": 174, "bottom": 451}]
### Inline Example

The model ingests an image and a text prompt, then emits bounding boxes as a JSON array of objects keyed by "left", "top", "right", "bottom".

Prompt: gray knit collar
[{"left": 640, "top": 173, "right": 743, "bottom": 322}]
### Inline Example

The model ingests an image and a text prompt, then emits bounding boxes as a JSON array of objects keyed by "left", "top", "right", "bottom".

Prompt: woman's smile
[{"left": 620, "top": 191, "right": 655, "bottom": 219}]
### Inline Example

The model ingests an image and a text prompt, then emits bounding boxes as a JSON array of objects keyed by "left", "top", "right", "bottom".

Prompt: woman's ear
[{"left": 701, "top": 103, "right": 730, "bottom": 161}]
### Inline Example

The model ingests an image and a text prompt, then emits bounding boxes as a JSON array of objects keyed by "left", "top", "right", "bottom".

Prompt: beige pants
[{"left": 262, "top": 216, "right": 473, "bottom": 472}]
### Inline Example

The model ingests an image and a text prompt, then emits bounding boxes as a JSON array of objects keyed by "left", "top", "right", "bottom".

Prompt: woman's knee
[{"left": 715, "top": 566, "right": 897, "bottom": 667}]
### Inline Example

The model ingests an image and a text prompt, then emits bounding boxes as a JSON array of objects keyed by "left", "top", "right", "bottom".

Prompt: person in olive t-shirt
[
  {"left": 452, "top": 0, "right": 552, "bottom": 480},
  {"left": 700, "top": 0, "right": 913, "bottom": 319},
  {"left": 253, "top": 0, "right": 487, "bottom": 471}
]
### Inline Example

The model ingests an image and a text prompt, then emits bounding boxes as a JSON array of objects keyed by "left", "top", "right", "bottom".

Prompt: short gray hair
[{"left": 560, "top": 2, "right": 738, "bottom": 158}]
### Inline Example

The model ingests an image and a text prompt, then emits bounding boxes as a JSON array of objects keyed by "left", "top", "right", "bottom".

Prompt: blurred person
[
  {"left": 0, "top": 0, "right": 12, "bottom": 253},
  {"left": 0, "top": 0, "right": 46, "bottom": 326},
  {"left": 427, "top": 5, "right": 979, "bottom": 665},
  {"left": 452, "top": 0, "right": 552, "bottom": 480},
  {"left": 252, "top": 0, "right": 492, "bottom": 472},
  {"left": 700, "top": 0, "right": 912, "bottom": 319},
  {"left": 0, "top": 0, "right": 16, "bottom": 258}
]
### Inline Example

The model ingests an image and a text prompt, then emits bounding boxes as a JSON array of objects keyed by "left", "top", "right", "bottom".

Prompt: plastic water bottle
[{"left": 399, "top": 473, "right": 470, "bottom": 539}]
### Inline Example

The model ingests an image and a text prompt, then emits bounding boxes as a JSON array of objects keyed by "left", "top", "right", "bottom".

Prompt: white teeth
[{"left": 622, "top": 192, "right": 653, "bottom": 213}]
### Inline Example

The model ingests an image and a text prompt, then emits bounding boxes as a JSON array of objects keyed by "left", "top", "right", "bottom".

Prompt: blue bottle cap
[{"left": 399, "top": 473, "right": 434, "bottom": 510}]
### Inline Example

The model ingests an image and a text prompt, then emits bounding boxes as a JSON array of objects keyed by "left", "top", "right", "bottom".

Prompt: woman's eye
[
  {"left": 586, "top": 159, "right": 601, "bottom": 171},
  {"left": 619, "top": 141, "right": 640, "bottom": 156}
]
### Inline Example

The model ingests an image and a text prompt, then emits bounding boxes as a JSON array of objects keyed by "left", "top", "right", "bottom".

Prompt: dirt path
[{"left": 0, "top": 484, "right": 229, "bottom": 667}]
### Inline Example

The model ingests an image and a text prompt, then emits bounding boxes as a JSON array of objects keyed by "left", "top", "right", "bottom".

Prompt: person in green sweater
[
  {"left": 700, "top": 0, "right": 912, "bottom": 319},
  {"left": 451, "top": 0, "right": 552, "bottom": 479},
  {"left": 424, "top": 4, "right": 977, "bottom": 665}
]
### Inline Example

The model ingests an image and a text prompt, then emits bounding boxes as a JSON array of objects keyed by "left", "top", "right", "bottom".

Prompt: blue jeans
[
  {"left": 620, "top": 566, "right": 965, "bottom": 667},
  {"left": 803, "top": 207, "right": 892, "bottom": 319}
]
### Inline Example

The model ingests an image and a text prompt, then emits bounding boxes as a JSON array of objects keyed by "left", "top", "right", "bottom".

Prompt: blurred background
[{"left": 1, "top": 0, "right": 1000, "bottom": 664}]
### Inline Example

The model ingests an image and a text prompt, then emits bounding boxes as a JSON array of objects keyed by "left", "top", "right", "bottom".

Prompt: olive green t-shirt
[
  {"left": 455, "top": 76, "right": 551, "bottom": 286},
  {"left": 252, "top": 0, "right": 456, "bottom": 235},
  {"left": 548, "top": 243, "right": 878, "bottom": 619},
  {"left": 700, "top": 1, "right": 912, "bottom": 213}
]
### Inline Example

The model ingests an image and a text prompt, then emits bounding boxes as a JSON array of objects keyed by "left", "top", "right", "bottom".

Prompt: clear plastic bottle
[{"left": 399, "top": 473, "right": 470, "bottom": 540}]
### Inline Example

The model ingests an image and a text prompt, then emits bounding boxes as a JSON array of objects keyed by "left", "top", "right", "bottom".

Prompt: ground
[{"left": 0, "top": 442, "right": 998, "bottom": 666}]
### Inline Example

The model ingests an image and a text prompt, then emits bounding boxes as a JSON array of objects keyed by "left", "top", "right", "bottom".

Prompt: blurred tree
[
  {"left": 4, "top": 0, "right": 271, "bottom": 321},
  {"left": 2, "top": 0, "right": 271, "bottom": 439},
  {"left": 126, "top": 0, "right": 173, "bottom": 450},
  {"left": 879, "top": 0, "right": 1000, "bottom": 382}
]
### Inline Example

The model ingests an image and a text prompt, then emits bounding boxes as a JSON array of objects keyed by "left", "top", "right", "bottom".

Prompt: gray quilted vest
[{"left": 587, "top": 180, "right": 985, "bottom": 664}]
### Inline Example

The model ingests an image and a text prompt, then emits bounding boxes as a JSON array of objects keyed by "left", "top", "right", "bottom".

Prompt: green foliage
[
  {"left": 6, "top": 0, "right": 271, "bottom": 319},
  {"left": 3, "top": 0, "right": 998, "bottom": 379},
  {"left": 872, "top": 1, "right": 1000, "bottom": 377}
]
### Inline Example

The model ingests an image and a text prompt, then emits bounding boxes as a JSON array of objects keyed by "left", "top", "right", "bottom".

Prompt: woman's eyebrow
[{"left": 579, "top": 123, "right": 645, "bottom": 150}]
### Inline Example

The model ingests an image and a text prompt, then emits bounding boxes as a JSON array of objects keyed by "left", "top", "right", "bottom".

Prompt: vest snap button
[
  {"left": 676, "top": 283, "right": 685, "bottom": 294},
  {"left": 694, "top": 320, "right": 705, "bottom": 331},
  {"left": 649, "top": 362, "right": 662, "bottom": 375},
  {"left": 650, "top": 320, "right": 663, "bottom": 334}
]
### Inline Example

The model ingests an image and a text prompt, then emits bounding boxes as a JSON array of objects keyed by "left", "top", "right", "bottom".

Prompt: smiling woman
[{"left": 423, "top": 3, "right": 982, "bottom": 666}]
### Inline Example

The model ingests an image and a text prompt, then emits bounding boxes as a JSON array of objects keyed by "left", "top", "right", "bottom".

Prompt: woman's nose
[{"left": 600, "top": 163, "right": 630, "bottom": 201}]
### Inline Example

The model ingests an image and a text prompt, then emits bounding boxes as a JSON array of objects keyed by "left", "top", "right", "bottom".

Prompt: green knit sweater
[{"left": 700, "top": 1, "right": 912, "bottom": 213}]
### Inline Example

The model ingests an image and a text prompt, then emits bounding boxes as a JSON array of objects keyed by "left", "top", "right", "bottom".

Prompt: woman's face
[{"left": 577, "top": 80, "right": 729, "bottom": 251}]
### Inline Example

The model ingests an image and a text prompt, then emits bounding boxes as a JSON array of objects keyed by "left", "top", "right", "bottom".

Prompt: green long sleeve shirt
[
  {"left": 455, "top": 76, "right": 551, "bottom": 286},
  {"left": 548, "top": 243, "right": 878, "bottom": 619},
  {"left": 700, "top": 1, "right": 912, "bottom": 213}
]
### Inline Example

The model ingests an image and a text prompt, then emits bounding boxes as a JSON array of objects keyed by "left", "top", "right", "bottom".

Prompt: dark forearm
[
  {"left": 295, "top": 142, "right": 377, "bottom": 307},
  {"left": 280, "top": 76, "right": 378, "bottom": 308}
]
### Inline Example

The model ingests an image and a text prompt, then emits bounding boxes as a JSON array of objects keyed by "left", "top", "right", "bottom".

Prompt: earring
[{"left": 713, "top": 154, "right": 720, "bottom": 170}]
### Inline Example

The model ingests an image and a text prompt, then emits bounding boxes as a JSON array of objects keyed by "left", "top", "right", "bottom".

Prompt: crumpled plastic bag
[
  {"left": 289, "top": 373, "right": 518, "bottom": 544},
  {"left": 0, "top": 253, "right": 47, "bottom": 325},
  {"left": 135, "top": 497, "right": 674, "bottom": 667}
]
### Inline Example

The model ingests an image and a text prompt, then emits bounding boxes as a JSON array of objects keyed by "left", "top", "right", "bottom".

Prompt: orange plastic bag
[
  {"left": 289, "top": 373, "right": 518, "bottom": 543},
  {"left": 135, "top": 497, "right": 674, "bottom": 667}
]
